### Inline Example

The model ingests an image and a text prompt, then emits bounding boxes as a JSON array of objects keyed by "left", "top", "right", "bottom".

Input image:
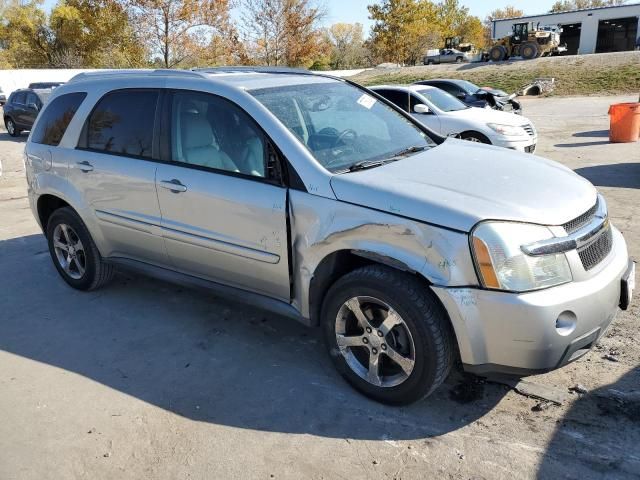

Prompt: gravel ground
[{"left": 0, "top": 95, "right": 638, "bottom": 480}]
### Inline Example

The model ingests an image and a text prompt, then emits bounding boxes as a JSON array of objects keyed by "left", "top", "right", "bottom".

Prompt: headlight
[
  {"left": 471, "top": 222, "right": 572, "bottom": 292},
  {"left": 487, "top": 123, "right": 527, "bottom": 137}
]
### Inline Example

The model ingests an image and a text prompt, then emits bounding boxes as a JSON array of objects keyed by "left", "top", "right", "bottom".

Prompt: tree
[
  {"left": 368, "top": 0, "right": 437, "bottom": 66},
  {"left": 549, "top": 0, "right": 626, "bottom": 12},
  {"left": 325, "top": 22, "right": 368, "bottom": 69},
  {"left": 0, "top": 0, "right": 146, "bottom": 68},
  {"left": 125, "top": 0, "right": 232, "bottom": 68},
  {"left": 241, "top": 0, "right": 327, "bottom": 67},
  {"left": 484, "top": 5, "right": 524, "bottom": 42}
]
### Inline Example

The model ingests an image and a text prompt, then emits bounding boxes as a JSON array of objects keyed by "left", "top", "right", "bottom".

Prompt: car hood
[
  {"left": 330, "top": 139, "right": 596, "bottom": 232},
  {"left": 448, "top": 107, "right": 530, "bottom": 126}
]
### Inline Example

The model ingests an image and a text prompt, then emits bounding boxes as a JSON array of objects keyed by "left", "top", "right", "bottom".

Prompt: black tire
[
  {"left": 455, "top": 57, "right": 463, "bottom": 63},
  {"left": 322, "top": 265, "right": 455, "bottom": 405},
  {"left": 46, "top": 207, "right": 114, "bottom": 291},
  {"left": 460, "top": 131, "right": 491, "bottom": 144},
  {"left": 521, "top": 42, "right": 539, "bottom": 60},
  {"left": 489, "top": 46, "right": 506, "bottom": 62},
  {"left": 5, "top": 117, "right": 20, "bottom": 137},
  {"left": 426, "top": 60, "right": 434, "bottom": 65}
]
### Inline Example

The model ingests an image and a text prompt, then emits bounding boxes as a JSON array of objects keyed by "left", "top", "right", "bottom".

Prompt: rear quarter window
[
  {"left": 31, "top": 92, "right": 87, "bottom": 146},
  {"left": 84, "top": 90, "right": 158, "bottom": 159}
]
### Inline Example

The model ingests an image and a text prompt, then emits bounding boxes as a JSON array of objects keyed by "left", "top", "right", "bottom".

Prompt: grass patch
[{"left": 352, "top": 53, "right": 640, "bottom": 96}]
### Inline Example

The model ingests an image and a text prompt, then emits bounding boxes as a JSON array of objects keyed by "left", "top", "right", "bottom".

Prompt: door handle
[
  {"left": 160, "top": 179, "right": 187, "bottom": 193},
  {"left": 76, "top": 161, "right": 94, "bottom": 172}
]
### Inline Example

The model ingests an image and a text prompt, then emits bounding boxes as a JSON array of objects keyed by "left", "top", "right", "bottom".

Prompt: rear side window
[
  {"left": 31, "top": 92, "right": 86, "bottom": 146},
  {"left": 85, "top": 90, "right": 158, "bottom": 159},
  {"left": 12, "top": 92, "right": 26, "bottom": 104}
]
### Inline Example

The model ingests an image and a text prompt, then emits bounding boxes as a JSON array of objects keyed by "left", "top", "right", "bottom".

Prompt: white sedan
[{"left": 370, "top": 84, "right": 537, "bottom": 153}]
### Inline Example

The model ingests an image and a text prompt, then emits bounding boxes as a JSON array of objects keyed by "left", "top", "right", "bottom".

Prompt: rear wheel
[
  {"left": 521, "top": 42, "right": 539, "bottom": 60},
  {"left": 426, "top": 60, "right": 434, "bottom": 65},
  {"left": 5, "top": 117, "right": 20, "bottom": 137},
  {"left": 489, "top": 46, "right": 506, "bottom": 62},
  {"left": 46, "top": 207, "right": 114, "bottom": 291},
  {"left": 322, "top": 265, "right": 454, "bottom": 405}
]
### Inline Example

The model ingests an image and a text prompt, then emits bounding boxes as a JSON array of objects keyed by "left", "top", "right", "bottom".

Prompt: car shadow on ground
[
  {"left": 537, "top": 366, "right": 640, "bottom": 478},
  {"left": 575, "top": 163, "right": 640, "bottom": 189},
  {"left": 0, "top": 132, "right": 27, "bottom": 143},
  {"left": 0, "top": 233, "right": 508, "bottom": 441}
]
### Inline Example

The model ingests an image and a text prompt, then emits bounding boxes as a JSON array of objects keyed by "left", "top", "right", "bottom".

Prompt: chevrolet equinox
[{"left": 24, "top": 68, "right": 635, "bottom": 405}]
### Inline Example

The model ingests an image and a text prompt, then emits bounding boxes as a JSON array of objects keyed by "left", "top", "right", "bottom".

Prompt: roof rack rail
[
  {"left": 68, "top": 69, "right": 207, "bottom": 83},
  {"left": 192, "top": 66, "right": 312, "bottom": 75}
]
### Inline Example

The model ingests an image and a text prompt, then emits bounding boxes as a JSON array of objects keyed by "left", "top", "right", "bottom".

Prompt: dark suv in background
[{"left": 3, "top": 88, "right": 52, "bottom": 137}]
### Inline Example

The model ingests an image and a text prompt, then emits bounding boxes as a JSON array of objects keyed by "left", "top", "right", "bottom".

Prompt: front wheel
[
  {"left": 46, "top": 207, "right": 114, "bottom": 291},
  {"left": 5, "top": 117, "right": 20, "bottom": 137},
  {"left": 322, "top": 265, "right": 454, "bottom": 405},
  {"left": 460, "top": 131, "right": 491, "bottom": 144}
]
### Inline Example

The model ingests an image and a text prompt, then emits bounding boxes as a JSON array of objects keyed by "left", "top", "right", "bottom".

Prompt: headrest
[{"left": 182, "top": 114, "right": 214, "bottom": 150}]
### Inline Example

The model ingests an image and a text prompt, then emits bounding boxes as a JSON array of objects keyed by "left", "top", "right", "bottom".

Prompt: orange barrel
[{"left": 608, "top": 103, "right": 640, "bottom": 143}]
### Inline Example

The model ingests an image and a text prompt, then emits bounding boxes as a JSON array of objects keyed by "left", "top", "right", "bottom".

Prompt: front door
[
  {"left": 155, "top": 90, "right": 290, "bottom": 301},
  {"left": 66, "top": 89, "right": 167, "bottom": 265}
]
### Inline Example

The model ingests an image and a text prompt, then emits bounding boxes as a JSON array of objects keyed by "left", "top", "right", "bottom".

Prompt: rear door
[
  {"left": 154, "top": 90, "right": 290, "bottom": 300},
  {"left": 10, "top": 92, "right": 26, "bottom": 127},
  {"left": 66, "top": 89, "right": 168, "bottom": 265}
]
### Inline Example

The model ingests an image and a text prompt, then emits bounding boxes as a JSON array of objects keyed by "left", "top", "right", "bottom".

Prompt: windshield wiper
[{"left": 342, "top": 145, "right": 429, "bottom": 173}]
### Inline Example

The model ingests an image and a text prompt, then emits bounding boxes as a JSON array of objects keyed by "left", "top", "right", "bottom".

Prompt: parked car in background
[
  {"left": 24, "top": 68, "right": 633, "bottom": 405},
  {"left": 371, "top": 84, "right": 537, "bottom": 153},
  {"left": 0, "top": 86, "right": 6, "bottom": 107},
  {"left": 28, "top": 82, "right": 65, "bottom": 89},
  {"left": 3, "top": 88, "right": 52, "bottom": 137},
  {"left": 414, "top": 79, "right": 522, "bottom": 114},
  {"left": 423, "top": 49, "right": 470, "bottom": 65}
]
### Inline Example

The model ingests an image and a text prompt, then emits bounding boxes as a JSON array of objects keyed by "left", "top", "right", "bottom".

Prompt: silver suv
[{"left": 24, "top": 68, "right": 634, "bottom": 405}]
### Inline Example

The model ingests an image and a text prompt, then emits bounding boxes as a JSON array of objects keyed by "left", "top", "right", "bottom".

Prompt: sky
[
  {"left": 321, "top": 0, "right": 561, "bottom": 30},
  {"left": 41, "top": 0, "right": 563, "bottom": 27}
]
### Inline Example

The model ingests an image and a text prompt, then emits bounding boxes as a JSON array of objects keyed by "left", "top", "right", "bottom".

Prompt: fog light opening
[{"left": 556, "top": 311, "right": 577, "bottom": 336}]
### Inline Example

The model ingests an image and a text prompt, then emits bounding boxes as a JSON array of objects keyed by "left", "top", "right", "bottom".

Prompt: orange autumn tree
[{"left": 125, "top": 0, "right": 232, "bottom": 68}]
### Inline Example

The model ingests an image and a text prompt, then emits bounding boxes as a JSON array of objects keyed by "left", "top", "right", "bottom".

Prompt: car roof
[
  {"left": 370, "top": 84, "right": 435, "bottom": 93},
  {"left": 65, "top": 68, "right": 343, "bottom": 92}
]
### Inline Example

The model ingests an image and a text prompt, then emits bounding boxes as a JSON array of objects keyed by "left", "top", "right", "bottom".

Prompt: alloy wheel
[
  {"left": 6, "top": 119, "right": 15, "bottom": 135},
  {"left": 52, "top": 223, "right": 86, "bottom": 280},
  {"left": 335, "top": 296, "right": 416, "bottom": 388}
]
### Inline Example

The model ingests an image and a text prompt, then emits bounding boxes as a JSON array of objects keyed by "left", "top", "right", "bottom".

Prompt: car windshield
[
  {"left": 250, "top": 81, "right": 434, "bottom": 173},
  {"left": 454, "top": 80, "right": 481, "bottom": 95},
  {"left": 415, "top": 87, "right": 468, "bottom": 112}
]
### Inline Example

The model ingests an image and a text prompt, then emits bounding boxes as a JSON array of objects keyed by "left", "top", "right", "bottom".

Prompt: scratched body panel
[{"left": 288, "top": 190, "right": 478, "bottom": 320}]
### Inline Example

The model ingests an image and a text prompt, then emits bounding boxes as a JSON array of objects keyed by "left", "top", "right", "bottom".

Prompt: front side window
[
  {"left": 32, "top": 92, "right": 86, "bottom": 146},
  {"left": 251, "top": 81, "right": 433, "bottom": 173},
  {"left": 86, "top": 90, "right": 158, "bottom": 159},
  {"left": 170, "top": 91, "right": 267, "bottom": 178},
  {"left": 415, "top": 88, "right": 468, "bottom": 112}
]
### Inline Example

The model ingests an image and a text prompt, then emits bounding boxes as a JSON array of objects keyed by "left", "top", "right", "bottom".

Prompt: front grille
[
  {"left": 563, "top": 199, "right": 599, "bottom": 234},
  {"left": 522, "top": 124, "right": 535, "bottom": 137},
  {"left": 578, "top": 226, "right": 613, "bottom": 271}
]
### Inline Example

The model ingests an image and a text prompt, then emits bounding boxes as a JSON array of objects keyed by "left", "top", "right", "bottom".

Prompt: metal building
[{"left": 492, "top": 3, "right": 640, "bottom": 55}]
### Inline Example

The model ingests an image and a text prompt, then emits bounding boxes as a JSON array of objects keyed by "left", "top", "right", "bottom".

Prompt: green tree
[{"left": 325, "top": 22, "right": 368, "bottom": 69}]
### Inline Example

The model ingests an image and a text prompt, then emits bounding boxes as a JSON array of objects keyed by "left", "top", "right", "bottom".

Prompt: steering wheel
[{"left": 335, "top": 128, "right": 358, "bottom": 146}]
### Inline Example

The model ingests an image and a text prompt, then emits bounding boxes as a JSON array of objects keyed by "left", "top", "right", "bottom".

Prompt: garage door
[{"left": 596, "top": 17, "right": 639, "bottom": 53}]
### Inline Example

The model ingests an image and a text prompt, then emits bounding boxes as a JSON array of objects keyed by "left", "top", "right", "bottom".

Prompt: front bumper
[
  {"left": 432, "top": 227, "right": 630, "bottom": 375},
  {"left": 490, "top": 134, "right": 537, "bottom": 153}
]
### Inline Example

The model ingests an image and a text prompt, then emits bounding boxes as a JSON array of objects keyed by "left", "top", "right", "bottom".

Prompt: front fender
[{"left": 289, "top": 191, "right": 478, "bottom": 320}]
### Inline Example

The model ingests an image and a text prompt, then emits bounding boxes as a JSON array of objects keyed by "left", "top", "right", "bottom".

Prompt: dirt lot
[
  {"left": 0, "top": 95, "right": 639, "bottom": 480},
  {"left": 351, "top": 51, "right": 640, "bottom": 96}
]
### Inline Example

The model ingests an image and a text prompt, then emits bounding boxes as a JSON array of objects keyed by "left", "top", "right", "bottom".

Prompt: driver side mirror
[
  {"left": 456, "top": 92, "right": 466, "bottom": 100},
  {"left": 413, "top": 104, "right": 431, "bottom": 114}
]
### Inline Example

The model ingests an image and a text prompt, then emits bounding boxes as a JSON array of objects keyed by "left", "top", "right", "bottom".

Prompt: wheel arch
[
  {"left": 459, "top": 130, "right": 492, "bottom": 144},
  {"left": 37, "top": 194, "right": 72, "bottom": 234},
  {"left": 308, "top": 249, "right": 443, "bottom": 327}
]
